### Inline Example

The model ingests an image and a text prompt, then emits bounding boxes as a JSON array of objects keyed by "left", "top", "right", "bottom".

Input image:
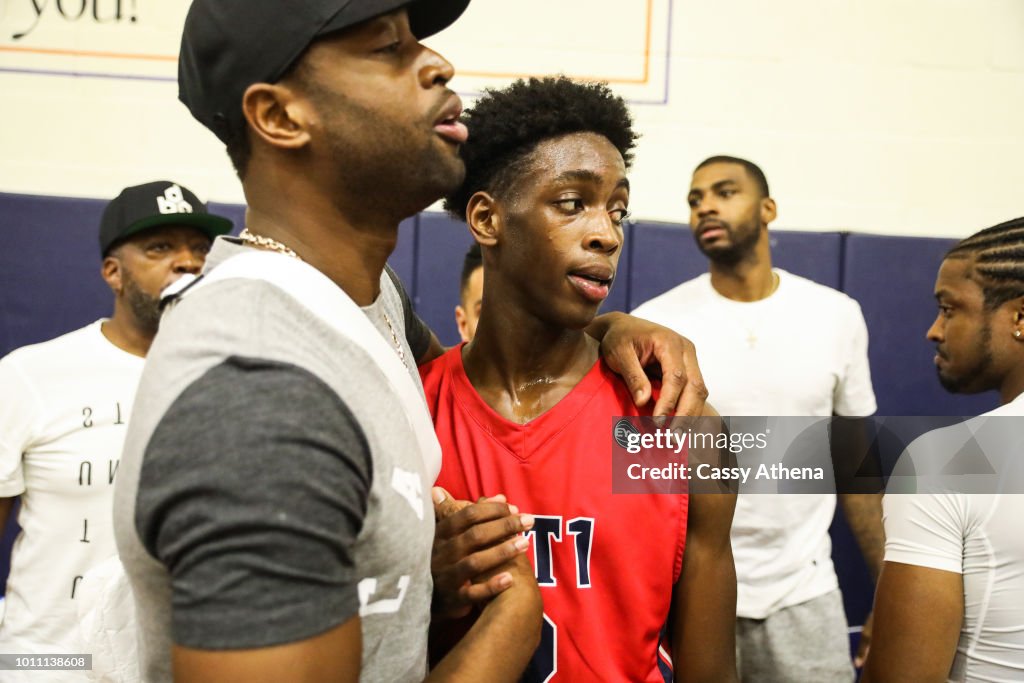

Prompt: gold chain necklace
[
  {"left": 237, "top": 228, "right": 408, "bottom": 368},
  {"left": 381, "top": 312, "right": 407, "bottom": 366},
  {"left": 238, "top": 228, "right": 302, "bottom": 260}
]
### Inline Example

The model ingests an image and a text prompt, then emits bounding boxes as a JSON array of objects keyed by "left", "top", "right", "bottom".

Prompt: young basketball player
[{"left": 421, "top": 77, "right": 738, "bottom": 683}]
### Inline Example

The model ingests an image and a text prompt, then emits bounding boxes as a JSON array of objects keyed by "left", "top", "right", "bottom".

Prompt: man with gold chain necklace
[
  {"left": 112, "top": 2, "right": 712, "bottom": 682},
  {"left": 633, "top": 155, "right": 883, "bottom": 682}
]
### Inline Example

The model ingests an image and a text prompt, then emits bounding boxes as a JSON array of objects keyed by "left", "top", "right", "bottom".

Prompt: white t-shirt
[
  {"left": 632, "top": 269, "right": 877, "bottom": 618},
  {"left": 0, "top": 321, "right": 144, "bottom": 663},
  {"left": 883, "top": 394, "right": 1024, "bottom": 682}
]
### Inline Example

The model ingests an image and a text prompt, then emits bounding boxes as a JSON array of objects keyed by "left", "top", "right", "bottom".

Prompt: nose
[
  {"left": 926, "top": 313, "right": 943, "bottom": 343},
  {"left": 695, "top": 196, "right": 717, "bottom": 220},
  {"left": 583, "top": 214, "right": 622, "bottom": 255},
  {"left": 172, "top": 246, "right": 203, "bottom": 275},
  {"left": 419, "top": 46, "right": 455, "bottom": 88}
]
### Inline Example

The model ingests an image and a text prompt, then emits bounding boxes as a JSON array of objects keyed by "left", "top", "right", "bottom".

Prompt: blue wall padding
[
  {"left": 843, "top": 233, "right": 997, "bottom": 417},
  {"left": 628, "top": 221, "right": 843, "bottom": 309},
  {"left": 0, "top": 191, "right": 1005, "bottom": 638},
  {"left": 0, "top": 193, "right": 111, "bottom": 358},
  {"left": 390, "top": 217, "right": 418, "bottom": 297},
  {"left": 414, "top": 212, "right": 474, "bottom": 347},
  {"left": 206, "top": 201, "right": 246, "bottom": 238}
]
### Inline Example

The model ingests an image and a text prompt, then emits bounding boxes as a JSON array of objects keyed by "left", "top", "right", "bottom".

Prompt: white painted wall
[{"left": 0, "top": 0, "right": 1021, "bottom": 237}]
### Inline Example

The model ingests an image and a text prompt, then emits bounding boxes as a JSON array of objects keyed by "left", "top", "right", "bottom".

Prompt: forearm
[
  {"left": 839, "top": 492, "right": 884, "bottom": 581},
  {"left": 426, "top": 582, "right": 542, "bottom": 683},
  {"left": 0, "top": 497, "right": 15, "bottom": 532},
  {"left": 672, "top": 493, "right": 739, "bottom": 683},
  {"left": 672, "top": 547, "right": 738, "bottom": 682}
]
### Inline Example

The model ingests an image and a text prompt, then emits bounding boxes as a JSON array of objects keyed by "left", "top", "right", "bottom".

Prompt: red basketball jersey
[{"left": 421, "top": 346, "right": 688, "bottom": 683}]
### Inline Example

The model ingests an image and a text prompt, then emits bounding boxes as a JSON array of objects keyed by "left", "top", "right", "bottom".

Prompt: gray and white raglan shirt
[{"left": 113, "top": 238, "right": 434, "bottom": 683}]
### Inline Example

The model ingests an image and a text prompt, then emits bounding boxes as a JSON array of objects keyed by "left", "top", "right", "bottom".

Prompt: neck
[
  {"left": 1000, "top": 366, "right": 1024, "bottom": 406},
  {"left": 101, "top": 312, "right": 152, "bottom": 357},
  {"left": 464, "top": 293, "right": 599, "bottom": 424},
  {"left": 708, "top": 240, "right": 776, "bottom": 302},
  {"left": 242, "top": 165, "right": 402, "bottom": 306}
]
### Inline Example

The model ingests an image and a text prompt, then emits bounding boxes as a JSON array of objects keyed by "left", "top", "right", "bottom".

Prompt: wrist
[{"left": 488, "top": 577, "right": 541, "bottom": 613}]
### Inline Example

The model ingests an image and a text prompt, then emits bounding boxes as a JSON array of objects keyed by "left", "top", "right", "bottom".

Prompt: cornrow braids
[
  {"left": 443, "top": 76, "right": 638, "bottom": 222},
  {"left": 946, "top": 217, "right": 1024, "bottom": 310}
]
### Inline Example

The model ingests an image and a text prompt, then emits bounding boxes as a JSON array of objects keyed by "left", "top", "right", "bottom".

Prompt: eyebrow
[
  {"left": 689, "top": 179, "right": 740, "bottom": 196},
  {"left": 551, "top": 169, "right": 630, "bottom": 192}
]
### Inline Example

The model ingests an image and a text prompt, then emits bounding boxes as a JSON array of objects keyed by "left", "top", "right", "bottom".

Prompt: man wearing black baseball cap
[
  {"left": 113, "top": 2, "right": 707, "bottom": 682},
  {"left": 99, "top": 181, "right": 232, "bottom": 256},
  {"left": 98, "top": 180, "right": 231, "bottom": 354},
  {"left": 0, "top": 180, "right": 226, "bottom": 679}
]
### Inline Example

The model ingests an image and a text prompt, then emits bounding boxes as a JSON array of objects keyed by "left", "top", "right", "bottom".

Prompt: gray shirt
[{"left": 114, "top": 238, "right": 435, "bottom": 682}]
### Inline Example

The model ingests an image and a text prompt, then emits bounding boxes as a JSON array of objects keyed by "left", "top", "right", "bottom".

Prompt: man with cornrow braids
[{"left": 863, "top": 217, "right": 1024, "bottom": 682}]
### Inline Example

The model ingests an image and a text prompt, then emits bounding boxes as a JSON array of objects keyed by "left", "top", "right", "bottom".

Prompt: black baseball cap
[
  {"left": 99, "top": 181, "right": 233, "bottom": 256},
  {"left": 179, "top": 0, "right": 471, "bottom": 143}
]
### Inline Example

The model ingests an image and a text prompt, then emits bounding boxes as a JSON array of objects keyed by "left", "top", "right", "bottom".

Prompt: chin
[
  {"left": 705, "top": 248, "right": 745, "bottom": 266},
  {"left": 541, "top": 305, "right": 596, "bottom": 333},
  {"left": 570, "top": 306, "right": 603, "bottom": 331},
  {"left": 423, "top": 158, "right": 466, "bottom": 202},
  {"left": 937, "top": 370, "right": 989, "bottom": 395}
]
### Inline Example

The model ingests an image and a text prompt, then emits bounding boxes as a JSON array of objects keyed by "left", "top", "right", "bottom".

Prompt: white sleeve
[
  {"left": 833, "top": 299, "right": 877, "bottom": 416},
  {"left": 629, "top": 301, "right": 659, "bottom": 325},
  {"left": 882, "top": 493, "right": 965, "bottom": 574},
  {"left": 0, "top": 356, "right": 39, "bottom": 497}
]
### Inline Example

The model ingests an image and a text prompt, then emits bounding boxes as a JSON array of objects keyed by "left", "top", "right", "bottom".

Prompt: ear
[
  {"left": 101, "top": 255, "right": 122, "bottom": 295},
  {"left": 454, "top": 305, "right": 470, "bottom": 343},
  {"left": 466, "top": 191, "right": 501, "bottom": 247},
  {"left": 1013, "top": 299, "right": 1024, "bottom": 341},
  {"left": 760, "top": 197, "right": 777, "bottom": 226},
  {"left": 241, "top": 82, "right": 312, "bottom": 151}
]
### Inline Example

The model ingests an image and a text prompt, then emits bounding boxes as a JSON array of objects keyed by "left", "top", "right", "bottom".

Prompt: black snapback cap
[
  {"left": 179, "top": 0, "right": 471, "bottom": 143},
  {"left": 99, "top": 181, "right": 233, "bottom": 256}
]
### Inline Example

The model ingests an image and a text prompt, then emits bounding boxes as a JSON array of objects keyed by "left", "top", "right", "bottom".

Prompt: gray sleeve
[
  {"left": 385, "top": 264, "right": 432, "bottom": 361},
  {"left": 135, "top": 356, "right": 372, "bottom": 649}
]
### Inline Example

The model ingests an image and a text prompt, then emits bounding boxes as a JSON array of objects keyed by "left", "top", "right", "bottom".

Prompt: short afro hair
[
  {"left": 695, "top": 155, "right": 770, "bottom": 198},
  {"left": 444, "top": 76, "right": 638, "bottom": 222}
]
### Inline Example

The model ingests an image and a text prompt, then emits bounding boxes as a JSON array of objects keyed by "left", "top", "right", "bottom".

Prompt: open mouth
[
  {"left": 568, "top": 267, "right": 614, "bottom": 303},
  {"left": 571, "top": 272, "right": 613, "bottom": 287},
  {"left": 698, "top": 222, "right": 728, "bottom": 241},
  {"left": 434, "top": 97, "right": 468, "bottom": 144}
]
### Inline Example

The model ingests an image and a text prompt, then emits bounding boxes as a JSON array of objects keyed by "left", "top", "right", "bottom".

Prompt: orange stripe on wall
[{"left": 0, "top": 44, "right": 176, "bottom": 61}]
